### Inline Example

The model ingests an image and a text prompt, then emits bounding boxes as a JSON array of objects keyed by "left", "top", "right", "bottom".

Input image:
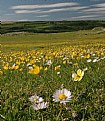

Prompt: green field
[
  {"left": 0, "top": 30, "right": 105, "bottom": 121},
  {"left": 0, "top": 30, "right": 105, "bottom": 52}
]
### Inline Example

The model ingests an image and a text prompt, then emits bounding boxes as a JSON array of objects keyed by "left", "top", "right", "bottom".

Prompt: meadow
[{"left": 0, "top": 30, "right": 105, "bottom": 121}]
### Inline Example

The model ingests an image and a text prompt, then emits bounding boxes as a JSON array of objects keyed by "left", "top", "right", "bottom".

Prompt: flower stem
[{"left": 56, "top": 108, "right": 62, "bottom": 120}]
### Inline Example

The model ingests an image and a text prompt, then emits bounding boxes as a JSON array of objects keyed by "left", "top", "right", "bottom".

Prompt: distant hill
[{"left": 1, "top": 20, "right": 105, "bottom": 34}]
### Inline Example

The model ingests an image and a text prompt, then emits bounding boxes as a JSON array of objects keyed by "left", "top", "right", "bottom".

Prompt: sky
[{"left": 0, "top": 0, "right": 105, "bottom": 21}]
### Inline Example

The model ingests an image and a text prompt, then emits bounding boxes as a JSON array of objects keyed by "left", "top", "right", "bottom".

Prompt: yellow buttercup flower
[
  {"left": 3, "top": 64, "right": 9, "bottom": 70},
  {"left": 0, "top": 70, "right": 3, "bottom": 75},
  {"left": 40, "top": 66, "right": 43, "bottom": 70},
  {"left": 19, "top": 68, "right": 23, "bottom": 71},
  {"left": 29, "top": 66, "right": 40, "bottom": 75},
  {"left": 73, "top": 63, "right": 78, "bottom": 67},
  {"left": 63, "top": 61, "right": 66, "bottom": 64},
  {"left": 71, "top": 52, "right": 77, "bottom": 59},
  {"left": 101, "top": 52, "right": 104, "bottom": 56},
  {"left": 16, "top": 60, "right": 21, "bottom": 65},
  {"left": 30, "top": 59, "right": 35, "bottom": 64},
  {"left": 72, "top": 69, "right": 84, "bottom": 81},
  {"left": 20, "top": 56, "right": 25, "bottom": 61},
  {"left": 11, "top": 65, "right": 19, "bottom": 70},
  {"left": 44, "top": 67, "right": 48, "bottom": 71},
  {"left": 54, "top": 65, "right": 61, "bottom": 71},
  {"left": 85, "top": 54, "right": 90, "bottom": 59}
]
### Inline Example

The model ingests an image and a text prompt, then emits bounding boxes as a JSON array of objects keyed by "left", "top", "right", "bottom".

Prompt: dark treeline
[{"left": 0, "top": 20, "right": 105, "bottom": 34}]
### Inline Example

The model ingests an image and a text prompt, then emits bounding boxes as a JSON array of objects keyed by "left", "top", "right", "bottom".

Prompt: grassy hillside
[
  {"left": 1, "top": 20, "right": 105, "bottom": 34},
  {"left": 0, "top": 30, "right": 105, "bottom": 52}
]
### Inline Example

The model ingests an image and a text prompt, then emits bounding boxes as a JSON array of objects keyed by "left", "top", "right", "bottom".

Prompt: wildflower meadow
[{"left": 0, "top": 31, "right": 105, "bottom": 121}]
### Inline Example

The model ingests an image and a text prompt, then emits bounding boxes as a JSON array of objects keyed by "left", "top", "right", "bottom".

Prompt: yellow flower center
[
  {"left": 34, "top": 98, "right": 38, "bottom": 102},
  {"left": 59, "top": 94, "right": 67, "bottom": 100}
]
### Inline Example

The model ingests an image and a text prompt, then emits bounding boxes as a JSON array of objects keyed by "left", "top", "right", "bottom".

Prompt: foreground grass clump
[{"left": 0, "top": 42, "right": 105, "bottom": 121}]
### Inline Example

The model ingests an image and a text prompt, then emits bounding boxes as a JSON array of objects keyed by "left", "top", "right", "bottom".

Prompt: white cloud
[
  {"left": 93, "top": 3, "right": 105, "bottom": 7},
  {"left": 11, "top": 2, "right": 79, "bottom": 10},
  {"left": 6, "top": 2, "right": 105, "bottom": 21},
  {"left": 36, "top": 15, "right": 49, "bottom": 18},
  {"left": 71, "top": 14, "right": 100, "bottom": 19},
  {"left": 15, "top": 6, "right": 89, "bottom": 14},
  {"left": 15, "top": 10, "right": 41, "bottom": 14},
  {"left": 4, "top": 13, "right": 15, "bottom": 16},
  {"left": 82, "top": 7, "right": 105, "bottom": 12},
  {"left": 17, "top": 19, "right": 29, "bottom": 21},
  {"left": 45, "top": 6, "right": 88, "bottom": 13},
  {"left": 81, "top": 3, "right": 105, "bottom": 13},
  {"left": 90, "top": 0, "right": 101, "bottom": 1}
]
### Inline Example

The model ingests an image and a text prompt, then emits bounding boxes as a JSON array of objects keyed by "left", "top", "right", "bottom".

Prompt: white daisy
[
  {"left": 28, "top": 66, "right": 33, "bottom": 70},
  {"left": 87, "top": 59, "right": 92, "bottom": 63},
  {"left": 29, "top": 95, "right": 44, "bottom": 104},
  {"left": 83, "top": 67, "right": 88, "bottom": 71},
  {"left": 45, "top": 60, "right": 52, "bottom": 66},
  {"left": 69, "top": 61, "right": 73, "bottom": 65},
  {"left": 100, "top": 56, "right": 105, "bottom": 60},
  {"left": 93, "top": 57, "right": 100, "bottom": 62},
  {"left": 53, "top": 88, "right": 72, "bottom": 104},
  {"left": 57, "top": 72, "right": 60, "bottom": 75},
  {"left": 27, "top": 63, "right": 31, "bottom": 67},
  {"left": 32, "top": 102, "right": 49, "bottom": 110}
]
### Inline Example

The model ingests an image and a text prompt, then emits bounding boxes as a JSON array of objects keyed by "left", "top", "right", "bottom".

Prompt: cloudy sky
[{"left": 0, "top": 0, "right": 105, "bottom": 21}]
